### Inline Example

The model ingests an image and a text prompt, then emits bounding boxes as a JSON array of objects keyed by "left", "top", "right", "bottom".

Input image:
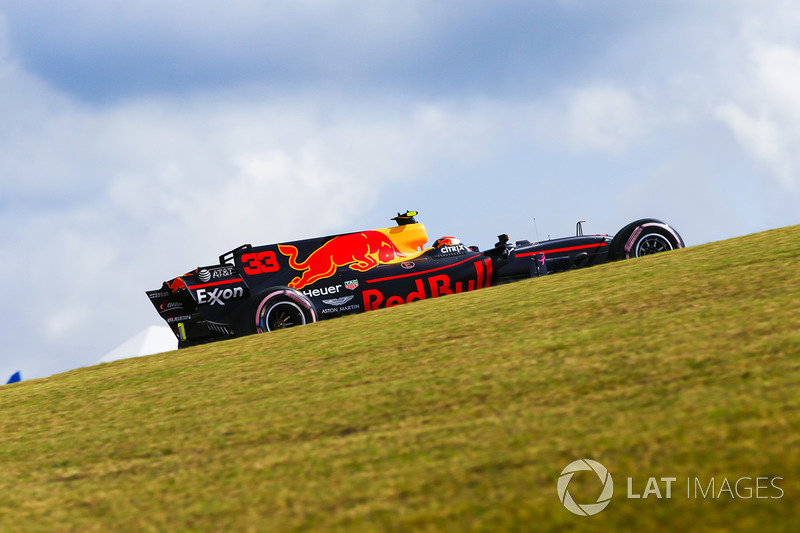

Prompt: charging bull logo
[
  {"left": 166, "top": 277, "right": 187, "bottom": 292},
  {"left": 278, "top": 231, "right": 406, "bottom": 289}
]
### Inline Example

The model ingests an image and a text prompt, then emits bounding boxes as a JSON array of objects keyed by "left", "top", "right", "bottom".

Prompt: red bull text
[{"left": 362, "top": 258, "right": 492, "bottom": 310}]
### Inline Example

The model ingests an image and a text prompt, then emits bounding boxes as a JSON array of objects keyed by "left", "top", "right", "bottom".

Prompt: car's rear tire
[
  {"left": 609, "top": 219, "right": 684, "bottom": 261},
  {"left": 254, "top": 287, "right": 317, "bottom": 333}
]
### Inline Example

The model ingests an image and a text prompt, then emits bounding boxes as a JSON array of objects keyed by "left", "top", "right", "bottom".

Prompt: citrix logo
[{"left": 557, "top": 459, "right": 614, "bottom": 516}]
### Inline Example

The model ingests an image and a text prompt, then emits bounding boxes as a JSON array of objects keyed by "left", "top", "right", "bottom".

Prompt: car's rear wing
[{"left": 146, "top": 262, "right": 251, "bottom": 345}]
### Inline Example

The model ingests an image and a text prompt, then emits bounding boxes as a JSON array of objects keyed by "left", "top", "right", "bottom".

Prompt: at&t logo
[{"left": 557, "top": 459, "right": 614, "bottom": 516}]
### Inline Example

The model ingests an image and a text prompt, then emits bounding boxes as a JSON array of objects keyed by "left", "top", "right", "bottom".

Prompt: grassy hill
[{"left": 1, "top": 225, "right": 798, "bottom": 532}]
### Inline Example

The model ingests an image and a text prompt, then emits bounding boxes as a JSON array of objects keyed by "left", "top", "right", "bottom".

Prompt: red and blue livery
[{"left": 147, "top": 212, "right": 684, "bottom": 347}]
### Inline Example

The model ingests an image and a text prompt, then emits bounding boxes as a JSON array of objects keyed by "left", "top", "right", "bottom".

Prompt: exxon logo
[{"left": 196, "top": 286, "right": 244, "bottom": 305}]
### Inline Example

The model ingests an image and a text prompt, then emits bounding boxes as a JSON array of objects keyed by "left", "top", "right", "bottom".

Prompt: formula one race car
[{"left": 147, "top": 212, "right": 684, "bottom": 347}]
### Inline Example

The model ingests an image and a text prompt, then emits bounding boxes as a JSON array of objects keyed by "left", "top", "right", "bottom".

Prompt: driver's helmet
[{"left": 432, "top": 236, "right": 462, "bottom": 248}]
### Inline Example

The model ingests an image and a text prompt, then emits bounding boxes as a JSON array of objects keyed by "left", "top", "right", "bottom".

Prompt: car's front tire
[{"left": 609, "top": 219, "right": 684, "bottom": 261}]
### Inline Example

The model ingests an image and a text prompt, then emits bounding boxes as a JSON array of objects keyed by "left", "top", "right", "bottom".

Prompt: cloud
[
  {"left": 714, "top": 43, "right": 800, "bottom": 190},
  {"left": 715, "top": 104, "right": 791, "bottom": 187},
  {"left": 1, "top": 1, "right": 643, "bottom": 102},
  {"left": 538, "top": 85, "right": 648, "bottom": 154}
]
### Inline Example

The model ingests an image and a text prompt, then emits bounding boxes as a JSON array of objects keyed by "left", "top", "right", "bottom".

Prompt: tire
[
  {"left": 609, "top": 219, "right": 684, "bottom": 261},
  {"left": 254, "top": 287, "right": 317, "bottom": 333}
]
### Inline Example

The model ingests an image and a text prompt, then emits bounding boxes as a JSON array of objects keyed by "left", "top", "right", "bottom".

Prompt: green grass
[{"left": 1, "top": 225, "right": 799, "bottom": 532}]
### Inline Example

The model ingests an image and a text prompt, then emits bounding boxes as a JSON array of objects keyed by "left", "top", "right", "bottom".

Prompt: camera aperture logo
[{"left": 557, "top": 459, "right": 614, "bottom": 516}]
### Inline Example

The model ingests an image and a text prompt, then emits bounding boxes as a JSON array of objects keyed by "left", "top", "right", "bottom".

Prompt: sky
[{"left": 1, "top": 0, "right": 798, "bottom": 380}]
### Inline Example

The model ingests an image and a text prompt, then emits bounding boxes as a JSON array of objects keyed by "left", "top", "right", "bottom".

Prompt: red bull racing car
[{"left": 147, "top": 212, "right": 684, "bottom": 347}]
